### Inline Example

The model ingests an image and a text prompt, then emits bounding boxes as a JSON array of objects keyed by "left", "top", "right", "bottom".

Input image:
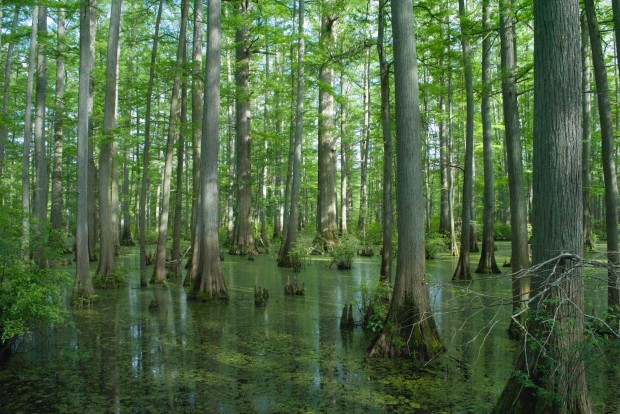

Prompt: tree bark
[
  {"left": 358, "top": 49, "right": 371, "bottom": 240},
  {"left": 230, "top": 0, "right": 256, "bottom": 256},
  {"left": 339, "top": 74, "right": 349, "bottom": 236},
  {"left": 499, "top": 0, "right": 530, "bottom": 321},
  {"left": 317, "top": 1, "right": 339, "bottom": 244},
  {"left": 139, "top": 0, "right": 164, "bottom": 287},
  {"left": 581, "top": 13, "right": 594, "bottom": 252},
  {"left": 192, "top": 0, "right": 227, "bottom": 299},
  {"left": 378, "top": 0, "right": 392, "bottom": 282},
  {"left": 22, "top": 6, "right": 38, "bottom": 259},
  {"left": 87, "top": 5, "right": 98, "bottom": 263},
  {"left": 476, "top": 0, "right": 500, "bottom": 275},
  {"left": 278, "top": 0, "right": 305, "bottom": 268},
  {"left": 584, "top": 0, "right": 620, "bottom": 313},
  {"left": 97, "top": 0, "right": 123, "bottom": 278},
  {"left": 0, "top": 7, "right": 19, "bottom": 181},
  {"left": 187, "top": 0, "right": 203, "bottom": 284},
  {"left": 171, "top": 81, "right": 187, "bottom": 278},
  {"left": 492, "top": 0, "right": 592, "bottom": 411},
  {"left": 152, "top": 0, "right": 188, "bottom": 283},
  {"left": 33, "top": 5, "right": 49, "bottom": 268},
  {"left": 74, "top": 0, "right": 95, "bottom": 301},
  {"left": 51, "top": 8, "right": 66, "bottom": 232},
  {"left": 453, "top": 0, "right": 474, "bottom": 281},
  {"left": 369, "top": 0, "right": 444, "bottom": 360}
]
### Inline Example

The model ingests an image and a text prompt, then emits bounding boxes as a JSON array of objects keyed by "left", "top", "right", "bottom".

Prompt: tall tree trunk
[
  {"left": 22, "top": 6, "right": 38, "bottom": 259},
  {"left": 33, "top": 5, "right": 49, "bottom": 268},
  {"left": 500, "top": 0, "right": 530, "bottom": 326},
  {"left": 439, "top": 89, "right": 450, "bottom": 236},
  {"left": 339, "top": 75, "right": 348, "bottom": 236},
  {"left": 584, "top": 0, "right": 620, "bottom": 313},
  {"left": 476, "top": 0, "right": 500, "bottom": 275},
  {"left": 317, "top": 2, "right": 339, "bottom": 244},
  {"left": 192, "top": 0, "right": 227, "bottom": 299},
  {"left": 358, "top": 49, "right": 371, "bottom": 240},
  {"left": 97, "top": 0, "right": 123, "bottom": 278},
  {"left": 171, "top": 81, "right": 187, "bottom": 278},
  {"left": 278, "top": 0, "right": 305, "bottom": 268},
  {"left": 51, "top": 8, "right": 66, "bottom": 232},
  {"left": 187, "top": 0, "right": 203, "bottom": 284},
  {"left": 259, "top": 47, "right": 270, "bottom": 250},
  {"left": 378, "top": 0, "right": 392, "bottom": 282},
  {"left": 493, "top": 1, "right": 592, "bottom": 412},
  {"left": 281, "top": 3, "right": 297, "bottom": 244},
  {"left": 582, "top": 13, "right": 594, "bottom": 252},
  {"left": 0, "top": 7, "right": 19, "bottom": 181},
  {"left": 231, "top": 0, "right": 256, "bottom": 256},
  {"left": 453, "top": 0, "right": 474, "bottom": 281},
  {"left": 225, "top": 46, "right": 236, "bottom": 242},
  {"left": 139, "top": 0, "right": 164, "bottom": 287},
  {"left": 74, "top": 0, "right": 95, "bottom": 301},
  {"left": 87, "top": 5, "right": 98, "bottom": 263},
  {"left": 120, "top": 136, "right": 133, "bottom": 245},
  {"left": 369, "top": 0, "right": 444, "bottom": 360},
  {"left": 152, "top": 0, "right": 188, "bottom": 283}
]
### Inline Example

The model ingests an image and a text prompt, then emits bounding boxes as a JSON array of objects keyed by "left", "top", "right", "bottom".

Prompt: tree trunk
[
  {"left": 152, "top": 0, "right": 188, "bottom": 283},
  {"left": 499, "top": 0, "right": 530, "bottom": 324},
  {"left": 0, "top": 7, "right": 19, "bottom": 181},
  {"left": 476, "top": 0, "right": 500, "bottom": 275},
  {"left": 51, "top": 8, "right": 66, "bottom": 232},
  {"left": 584, "top": 0, "right": 620, "bottom": 313},
  {"left": 192, "top": 0, "right": 227, "bottom": 299},
  {"left": 33, "top": 5, "right": 49, "bottom": 268},
  {"left": 22, "top": 6, "right": 38, "bottom": 259},
  {"left": 87, "top": 5, "right": 98, "bottom": 263},
  {"left": 74, "top": 0, "right": 95, "bottom": 301},
  {"left": 317, "top": 2, "right": 339, "bottom": 244},
  {"left": 171, "top": 82, "right": 187, "bottom": 278},
  {"left": 339, "top": 74, "right": 348, "bottom": 236},
  {"left": 582, "top": 13, "right": 594, "bottom": 252},
  {"left": 358, "top": 49, "right": 371, "bottom": 240},
  {"left": 278, "top": 0, "right": 305, "bottom": 268},
  {"left": 492, "top": 0, "right": 592, "bottom": 411},
  {"left": 453, "top": 0, "right": 474, "bottom": 281},
  {"left": 230, "top": 0, "right": 256, "bottom": 256},
  {"left": 378, "top": 0, "right": 392, "bottom": 282},
  {"left": 187, "top": 0, "right": 203, "bottom": 284},
  {"left": 369, "top": 0, "right": 444, "bottom": 360},
  {"left": 139, "top": 0, "right": 164, "bottom": 287},
  {"left": 97, "top": 0, "right": 123, "bottom": 278}
]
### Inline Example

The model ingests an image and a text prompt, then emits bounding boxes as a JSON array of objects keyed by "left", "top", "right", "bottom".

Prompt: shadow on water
[{"left": 0, "top": 242, "right": 619, "bottom": 413}]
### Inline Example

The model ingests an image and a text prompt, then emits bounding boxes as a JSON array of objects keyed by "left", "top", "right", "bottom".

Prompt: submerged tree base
[{"left": 188, "top": 291, "right": 229, "bottom": 303}]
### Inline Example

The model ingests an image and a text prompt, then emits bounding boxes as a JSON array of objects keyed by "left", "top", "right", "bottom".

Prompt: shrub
[
  {"left": 358, "top": 281, "right": 393, "bottom": 332},
  {"left": 331, "top": 236, "right": 360, "bottom": 270},
  {"left": 425, "top": 233, "right": 448, "bottom": 259},
  {"left": 494, "top": 222, "right": 512, "bottom": 241},
  {"left": 0, "top": 262, "right": 69, "bottom": 361},
  {"left": 0, "top": 205, "right": 70, "bottom": 361}
]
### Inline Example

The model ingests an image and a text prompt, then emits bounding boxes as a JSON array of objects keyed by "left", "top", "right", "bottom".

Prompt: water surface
[{"left": 0, "top": 243, "right": 617, "bottom": 413}]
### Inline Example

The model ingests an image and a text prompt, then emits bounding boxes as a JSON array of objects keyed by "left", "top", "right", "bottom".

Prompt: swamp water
[{"left": 0, "top": 243, "right": 619, "bottom": 413}]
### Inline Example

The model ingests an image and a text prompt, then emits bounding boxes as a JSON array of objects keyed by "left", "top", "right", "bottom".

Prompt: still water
[{"left": 0, "top": 243, "right": 618, "bottom": 413}]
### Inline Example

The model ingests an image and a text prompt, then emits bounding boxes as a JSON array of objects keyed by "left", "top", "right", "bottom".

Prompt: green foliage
[
  {"left": 364, "top": 222, "right": 383, "bottom": 246},
  {"left": 494, "top": 222, "right": 512, "bottom": 241},
  {"left": 0, "top": 263, "right": 69, "bottom": 344},
  {"left": 358, "top": 280, "right": 393, "bottom": 332},
  {"left": 287, "top": 233, "right": 315, "bottom": 272},
  {"left": 92, "top": 268, "right": 128, "bottom": 289},
  {"left": 425, "top": 233, "right": 448, "bottom": 259},
  {"left": 331, "top": 236, "right": 360, "bottom": 270},
  {"left": 0, "top": 204, "right": 69, "bottom": 355}
]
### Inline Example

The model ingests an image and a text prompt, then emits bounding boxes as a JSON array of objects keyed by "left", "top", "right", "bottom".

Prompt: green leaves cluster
[{"left": 0, "top": 205, "right": 69, "bottom": 358}]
